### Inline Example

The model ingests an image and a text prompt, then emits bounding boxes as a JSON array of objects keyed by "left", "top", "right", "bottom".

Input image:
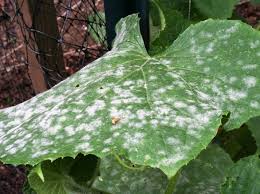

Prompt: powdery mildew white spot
[
  {"left": 229, "top": 77, "right": 238, "bottom": 84},
  {"left": 64, "top": 126, "right": 76, "bottom": 136},
  {"left": 174, "top": 101, "right": 187, "bottom": 108},
  {"left": 250, "top": 101, "right": 259, "bottom": 109},
  {"left": 123, "top": 132, "right": 145, "bottom": 149},
  {"left": 101, "top": 148, "right": 110, "bottom": 153},
  {"left": 205, "top": 42, "right": 215, "bottom": 53},
  {"left": 243, "top": 76, "right": 257, "bottom": 88},
  {"left": 242, "top": 64, "right": 258, "bottom": 70},
  {"left": 160, "top": 153, "right": 185, "bottom": 166},
  {"left": 85, "top": 100, "right": 106, "bottom": 116},
  {"left": 136, "top": 109, "right": 150, "bottom": 120},
  {"left": 75, "top": 142, "right": 92, "bottom": 152},
  {"left": 250, "top": 40, "right": 260, "bottom": 49},
  {"left": 46, "top": 125, "right": 61, "bottom": 135},
  {"left": 227, "top": 89, "right": 248, "bottom": 101},
  {"left": 31, "top": 150, "right": 49, "bottom": 159},
  {"left": 166, "top": 137, "right": 182, "bottom": 146}
]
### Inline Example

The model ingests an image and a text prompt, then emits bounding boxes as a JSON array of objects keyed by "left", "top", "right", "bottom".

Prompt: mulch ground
[
  {"left": 0, "top": 0, "right": 259, "bottom": 194},
  {"left": 0, "top": 165, "right": 27, "bottom": 194},
  {"left": 0, "top": 0, "right": 35, "bottom": 109},
  {"left": 236, "top": 1, "right": 260, "bottom": 27}
]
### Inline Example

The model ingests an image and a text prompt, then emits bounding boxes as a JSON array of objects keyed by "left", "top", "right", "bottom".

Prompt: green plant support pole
[{"left": 104, "top": 0, "right": 150, "bottom": 50}]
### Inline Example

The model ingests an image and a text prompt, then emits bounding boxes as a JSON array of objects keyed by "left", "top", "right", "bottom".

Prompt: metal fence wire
[{"left": 0, "top": 0, "right": 107, "bottom": 108}]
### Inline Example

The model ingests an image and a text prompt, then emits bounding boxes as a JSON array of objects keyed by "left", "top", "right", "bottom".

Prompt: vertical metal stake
[{"left": 104, "top": 0, "right": 150, "bottom": 50}]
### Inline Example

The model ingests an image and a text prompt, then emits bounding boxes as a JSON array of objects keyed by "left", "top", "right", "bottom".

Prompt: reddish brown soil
[
  {"left": 0, "top": 0, "right": 35, "bottom": 109},
  {"left": 0, "top": 164, "right": 27, "bottom": 194},
  {"left": 236, "top": 1, "right": 260, "bottom": 27}
]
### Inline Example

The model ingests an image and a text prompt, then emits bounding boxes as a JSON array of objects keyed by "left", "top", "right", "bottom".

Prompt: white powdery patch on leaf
[
  {"left": 75, "top": 142, "right": 93, "bottom": 152},
  {"left": 242, "top": 64, "right": 257, "bottom": 70},
  {"left": 136, "top": 109, "right": 150, "bottom": 120},
  {"left": 31, "top": 150, "right": 50, "bottom": 159},
  {"left": 85, "top": 100, "right": 106, "bottom": 116},
  {"left": 46, "top": 125, "right": 62, "bottom": 136},
  {"left": 243, "top": 76, "right": 257, "bottom": 88},
  {"left": 174, "top": 101, "right": 187, "bottom": 109},
  {"left": 166, "top": 137, "right": 182, "bottom": 146},
  {"left": 250, "top": 101, "right": 259, "bottom": 109},
  {"left": 160, "top": 153, "right": 186, "bottom": 166},
  {"left": 123, "top": 132, "right": 145, "bottom": 149},
  {"left": 64, "top": 126, "right": 76, "bottom": 136},
  {"left": 227, "top": 89, "right": 248, "bottom": 102},
  {"left": 249, "top": 40, "right": 260, "bottom": 49}
]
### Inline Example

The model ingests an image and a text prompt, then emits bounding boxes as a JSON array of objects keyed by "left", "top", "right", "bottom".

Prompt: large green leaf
[
  {"left": 149, "top": 0, "right": 193, "bottom": 54},
  {"left": 150, "top": 0, "right": 166, "bottom": 31},
  {"left": 221, "top": 155, "right": 260, "bottom": 194},
  {"left": 150, "top": 9, "right": 191, "bottom": 54},
  {"left": 93, "top": 155, "right": 168, "bottom": 194},
  {"left": 174, "top": 144, "right": 233, "bottom": 194},
  {"left": 87, "top": 12, "right": 106, "bottom": 45},
  {"left": 93, "top": 144, "right": 233, "bottom": 194},
  {"left": 166, "top": 0, "right": 204, "bottom": 21},
  {"left": 28, "top": 155, "right": 99, "bottom": 194},
  {"left": 0, "top": 15, "right": 260, "bottom": 178},
  {"left": 193, "top": 0, "right": 239, "bottom": 19}
]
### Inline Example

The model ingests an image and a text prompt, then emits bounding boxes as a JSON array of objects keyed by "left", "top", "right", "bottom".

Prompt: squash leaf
[
  {"left": 93, "top": 144, "right": 233, "bottom": 194},
  {"left": 0, "top": 15, "right": 259, "bottom": 178},
  {"left": 174, "top": 144, "right": 233, "bottom": 194},
  {"left": 93, "top": 155, "right": 168, "bottom": 194},
  {"left": 87, "top": 11, "right": 106, "bottom": 46},
  {"left": 28, "top": 155, "right": 99, "bottom": 194},
  {"left": 149, "top": 0, "right": 193, "bottom": 54},
  {"left": 193, "top": 0, "right": 239, "bottom": 19},
  {"left": 221, "top": 155, "right": 260, "bottom": 194},
  {"left": 150, "top": 9, "right": 191, "bottom": 54}
]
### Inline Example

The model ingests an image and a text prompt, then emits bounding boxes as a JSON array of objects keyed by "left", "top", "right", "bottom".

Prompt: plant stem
[
  {"left": 164, "top": 172, "right": 179, "bottom": 194},
  {"left": 188, "top": 0, "right": 191, "bottom": 20},
  {"left": 113, "top": 153, "right": 144, "bottom": 171}
]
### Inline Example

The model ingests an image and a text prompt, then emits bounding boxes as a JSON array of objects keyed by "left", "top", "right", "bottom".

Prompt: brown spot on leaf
[{"left": 112, "top": 116, "right": 120, "bottom": 125}]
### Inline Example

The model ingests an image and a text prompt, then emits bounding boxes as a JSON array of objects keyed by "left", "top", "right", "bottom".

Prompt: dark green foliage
[
  {"left": 220, "top": 125, "right": 257, "bottom": 161},
  {"left": 221, "top": 155, "right": 260, "bottom": 194},
  {"left": 28, "top": 155, "right": 100, "bottom": 194}
]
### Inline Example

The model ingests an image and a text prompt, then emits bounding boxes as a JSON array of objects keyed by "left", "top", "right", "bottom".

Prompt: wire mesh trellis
[
  {"left": 0, "top": 0, "right": 107, "bottom": 108},
  {"left": 0, "top": 0, "right": 34, "bottom": 108}
]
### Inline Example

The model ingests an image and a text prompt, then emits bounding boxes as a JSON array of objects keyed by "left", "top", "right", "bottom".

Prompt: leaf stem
[
  {"left": 113, "top": 153, "right": 145, "bottom": 171},
  {"left": 188, "top": 0, "right": 191, "bottom": 20},
  {"left": 164, "top": 172, "right": 180, "bottom": 194}
]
